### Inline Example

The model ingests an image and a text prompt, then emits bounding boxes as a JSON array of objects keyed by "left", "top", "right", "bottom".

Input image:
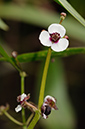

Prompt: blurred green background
[{"left": 0, "top": 0, "right": 85, "bottom": 129}]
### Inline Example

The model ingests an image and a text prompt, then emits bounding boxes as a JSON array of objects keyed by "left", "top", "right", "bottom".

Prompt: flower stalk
[
  {"left": 38, "top": 48, "right": 52, "bottom": 109},
  {"left": 27, "top": 111, "right": 40, "bottom": 129},
  {"left": 27, "top": 48, "right": 52, "bottom": 129},
  {"left": 59, "top": 12, "right": 66, "bottom": 24},
  {"left": 20, "top": 72, "right": 27, "bottom": 129},
  {"left": 4, "top": 111, "right": 23, "bottom": 126},
  {"left": 26, "top": 113, "right": 34, "bottom": 126}
]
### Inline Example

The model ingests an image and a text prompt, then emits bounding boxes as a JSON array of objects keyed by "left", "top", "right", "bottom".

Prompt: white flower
[
  {"left": 15, "top": 93, "right": 27, "bottom": 113},
  {"left": 41, "top": 95, "right": 58, "bottom": 119},
  {"left": 44, "top": 95, "right": 58, "bottom": 110},
  {"left": 39, "top": 23, "right": 69, "bottom": 52},
  {"left": 15, "top": 105, "right": 22, "bottom": 112}
]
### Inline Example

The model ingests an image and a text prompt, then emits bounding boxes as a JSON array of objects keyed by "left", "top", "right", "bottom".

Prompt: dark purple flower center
[
  {"left": 41, "top": 105, "right": 51, "bottom": 116},
  {"left": 50, "top": 32, "right": 61, "bottom": 43}
]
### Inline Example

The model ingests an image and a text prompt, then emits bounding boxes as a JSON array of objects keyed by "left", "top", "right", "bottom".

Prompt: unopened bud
[
  {"left": 59, "top": 12, "right": 66, "bottom": 24},
  {"left": 61, "top": 12, "right": 66, "bottom": 17},
  {"left": 11, "top": 51, "right": 18, "bottom": 58},
  {"left": 64, "top": 35, "right": 69, "bottom": 40},
  {"left": 0, "top": 104, "right": 9, "bottom": 115},
  {"left": 20, "top": 71, "right": 27, "bottom": 77}
]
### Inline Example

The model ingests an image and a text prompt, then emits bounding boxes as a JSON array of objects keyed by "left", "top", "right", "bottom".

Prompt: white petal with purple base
[
  {"left": 39, "top": 30, "right": 52, "bottom": 47},
  {"left": 51, "top": 38, "right": 69, "bottom": 52},
  {"left": 48, "top": 24, "right": 66, "bottom": 37}
]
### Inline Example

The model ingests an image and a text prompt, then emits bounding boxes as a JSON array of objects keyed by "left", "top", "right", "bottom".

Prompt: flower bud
[
  {"left": 61, "top": 12, "right": 66, "bottom": 17},
  {"left": 64, "top": 35, "right": 69, "bottom": 40},
  {"left": 11, "top": 51, "right": 18, "bottom": 58},
  {"left": 60, "top": 12, "right": 67, "bottom": 24},
  {"left": 0, "top": 104, "right": 9, "bottom": 115}
]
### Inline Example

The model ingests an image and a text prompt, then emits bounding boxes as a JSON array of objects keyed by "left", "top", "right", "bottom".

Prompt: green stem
[
  {"left": 20, "top": 72, "right": 27, "bottom": 129},
  {"left": 27, "top": 111, "right": 40, "bottom": 129},
  {"left": 27, "top": 48, "right": 51, "bottom": 129},
  {"left": 21, "top": 74, "right": 25, "bottom": 94},
  {"left": 38, "top": 48, "right": 51, "bottom": 109},
  {"left": 0, "top": 57, "right": 8, "bottom": 61},
  {"left": 9, "top": 58, "right": 21, "bottom": 72},
  {"left": 26, "top": 113, "right": 34, "bottom": 126},
  {"left": 4, "top": 111, "right": 23, "bottom": 126}
]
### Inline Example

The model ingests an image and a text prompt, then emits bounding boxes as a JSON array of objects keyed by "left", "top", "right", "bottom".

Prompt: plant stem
[
  {"left": 21, "top": 73, "right": 25, "bottom": 94},
  {"left": 27, "top": 111, "right": 40, "bottom": 129},
  {"left": 4, "top": 111, "right": 23, "bottom": 126},
  {"left": 38, "top": 48, "right": 52, "bottom": 109},
  {"left": 26, "top": 113, "right": 34, "bottom": 126},
  {"left": 27, "top": 48, "right": 51, "bottom": 129},
  {"left": 20, "top": 71, "right": 27, "bottom": 129}
]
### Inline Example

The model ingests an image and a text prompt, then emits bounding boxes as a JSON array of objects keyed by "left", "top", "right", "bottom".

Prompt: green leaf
[
  {"left": 0, "top": 44, "right": 9, "bottom": 58},
  {"left": 64, "top": 16, "right": 85, "bottom": 42},
  {"left": 0, "top": 44, "right": 21, "bottom": 72},
  {"left": 1, "top": 47, "right": 85, "bottom": 63},
  {"left": 0, "top": 4, "right": 85, "bottom": 41},
  {"left": 0, "top": 18, "right": 9, "bottom": 31},
  {"left": 16, "top": 47, "right": 85, "bottom": 63},
  {"left": 54, "top": 0, "right": 85, "bottom": 26}
]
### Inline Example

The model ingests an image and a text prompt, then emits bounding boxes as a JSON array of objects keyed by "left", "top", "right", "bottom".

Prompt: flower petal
[
  {"left": 39, "top": 30, "right": 52, "bottom": 47},
  {"left": 48, "top": 24, "right": 66, "bottom": 37},
  {"left": 51, "top": 43, "right": 62, "bottom": 52},
  {"left": 42, "top": 113, "right": 47, "bottom": 119},
  {"left": 15, "top": 105, "right": 22, "bottom": 112},
  {"left": 58, "top": 38, "right": 69, "bottom": 51},
  {"left": 51, "top": 38, "right": 69, "bottom": 52},
  {"left": 44, "top": 95, "right": 56, "bottom": 103},
  {"left": 21, "top": 93, "right": 27, "bottom": 101}
]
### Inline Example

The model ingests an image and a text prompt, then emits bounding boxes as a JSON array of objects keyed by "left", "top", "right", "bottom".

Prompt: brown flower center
[{"left": 50, "top": 32, "right": 61, "bottom": 43}]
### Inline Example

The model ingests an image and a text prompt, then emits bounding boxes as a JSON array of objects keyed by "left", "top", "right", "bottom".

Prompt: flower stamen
[{"left": 50, "top": 32, "right": 61, "bottom": 43}]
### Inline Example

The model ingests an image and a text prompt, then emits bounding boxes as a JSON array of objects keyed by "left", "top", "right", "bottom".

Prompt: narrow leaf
[
  {"left": 1, "top": 48, "right": 85, "bottom": 63},
  {"left": 0, "top": 44, "right": 9, "bottom": 58},
  {"left": 0, "top": 4, "right": 85, "bottom": 41},
  {"left": 17, "top": 48, "right": 85, "bottom": 63},
  {"left": 0, "top": 18, "right": 9, "bottom": 31},
  {"left": 0, "top": 44, "right": 21, "bottom": 72},
  {"left": 55, "top": 0, "right": 85, "bottom": 26}
]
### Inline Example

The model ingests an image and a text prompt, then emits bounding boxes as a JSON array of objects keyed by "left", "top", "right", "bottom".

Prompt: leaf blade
[
  {"left": 55, "top": 0, "right": 85, "bottom": 26},
  {"left": 0, "top": 18, "right": 9, "bottom": 31},
  {"left": 17, "top": 47, "right": 85, "bottom": 63}
]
